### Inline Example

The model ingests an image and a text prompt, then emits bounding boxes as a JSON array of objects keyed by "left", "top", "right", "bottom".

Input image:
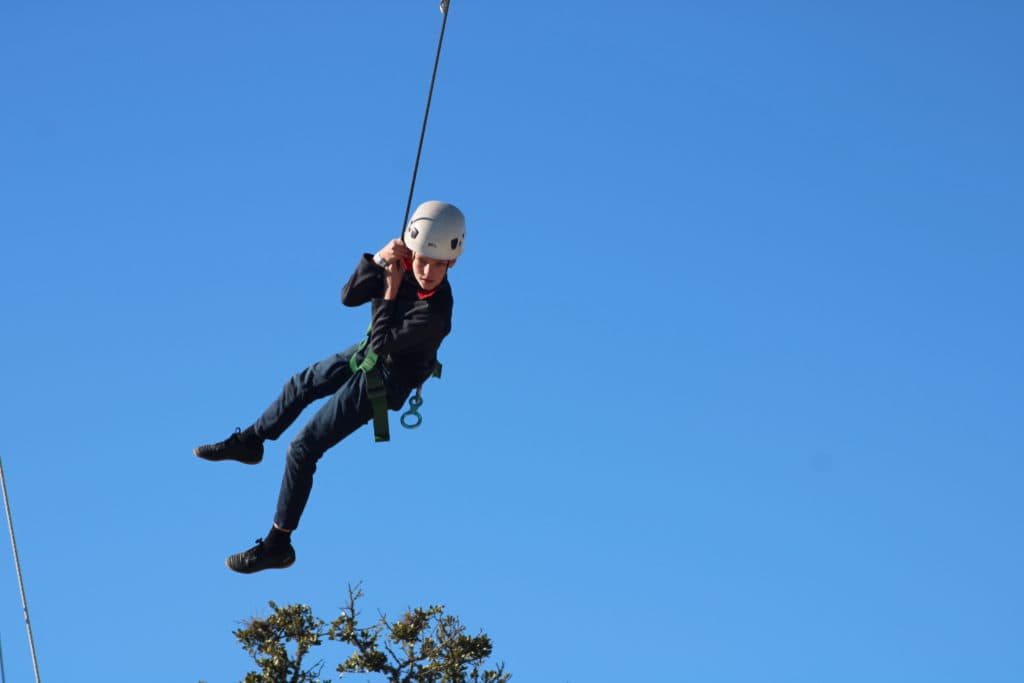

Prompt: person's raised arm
[{"left": 341, "top": 239, "right": 412, "bottom": 306}]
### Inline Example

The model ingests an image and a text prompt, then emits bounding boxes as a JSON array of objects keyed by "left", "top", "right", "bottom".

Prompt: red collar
[{"left": 401, "top": 258, "right": 439, "bottom": 299}]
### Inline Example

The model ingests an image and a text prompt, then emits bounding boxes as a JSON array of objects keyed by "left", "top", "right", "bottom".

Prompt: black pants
[{"left": 254, "top": 344, "right": 407, "bottom": 531}]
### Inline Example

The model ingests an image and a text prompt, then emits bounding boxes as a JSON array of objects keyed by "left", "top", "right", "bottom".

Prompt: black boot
[
  {"left": 226, "top": 528, "right": 295, "bottom": 574},
  {"left": 194, "top": 426, "right": 264, "bottom": 465}
]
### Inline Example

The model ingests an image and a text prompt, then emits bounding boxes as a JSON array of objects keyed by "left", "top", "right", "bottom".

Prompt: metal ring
[{"left": 400, "top": 410, "right": 423, "bottom": 429}]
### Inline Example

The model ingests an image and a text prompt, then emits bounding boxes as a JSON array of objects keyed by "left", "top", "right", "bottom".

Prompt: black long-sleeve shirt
[{"left": 341, "top": 253, "right": 453, "bottom": 387}]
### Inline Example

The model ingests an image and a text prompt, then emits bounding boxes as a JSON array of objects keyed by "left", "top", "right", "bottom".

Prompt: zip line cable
[
  {"left": 399, "top": 0, "right": 453, "bottom": 237},
  {"left": 0, "top": 458, "right": 41, "bottom": 683}
]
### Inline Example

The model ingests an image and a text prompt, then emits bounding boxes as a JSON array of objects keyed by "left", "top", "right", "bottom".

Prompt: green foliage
[
  {"left": 229, "top": 584, "right": 510, "bottom": 683},
  {"left": 234, "top": 601, "right": 327, "bottom": 683}
]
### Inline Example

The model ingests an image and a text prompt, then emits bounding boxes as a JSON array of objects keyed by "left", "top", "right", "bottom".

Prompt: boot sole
[
  {"left": 226, "top": 555, "right": 296, "bottom": 574},
  {"left": 193, "top": 448, "right": 262, "bottom": 465}
]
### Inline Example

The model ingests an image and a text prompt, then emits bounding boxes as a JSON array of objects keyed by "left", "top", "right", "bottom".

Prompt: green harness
[{"left": 349, "top": 333, "right": 442, "bottom": 443}]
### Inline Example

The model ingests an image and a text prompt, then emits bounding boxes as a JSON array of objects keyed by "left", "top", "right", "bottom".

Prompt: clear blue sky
[{"left": 1, "top": 1, "right": 1022, "bottom": 681}]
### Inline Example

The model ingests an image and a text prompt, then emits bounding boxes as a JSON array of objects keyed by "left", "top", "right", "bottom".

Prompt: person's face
[{"left": 410, "top": 253, "right": 453, "bottom": 290}]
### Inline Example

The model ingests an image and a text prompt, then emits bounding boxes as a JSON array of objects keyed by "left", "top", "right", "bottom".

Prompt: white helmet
[{"left": 404, "top": 201, "right": 466, "bottom": 260}]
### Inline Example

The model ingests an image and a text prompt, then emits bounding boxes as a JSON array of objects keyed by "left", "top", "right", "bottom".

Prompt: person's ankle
[
  {"left": 241, "top": 425, "right": 264, "bottom": 443},
  {"left": 266, "top": 525, "right": 292, "bottom": 549}
]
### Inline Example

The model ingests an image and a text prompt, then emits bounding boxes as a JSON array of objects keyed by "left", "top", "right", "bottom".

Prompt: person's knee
[
  {"left": 286, "top": 368, "right": 315, "bottom": 400},
  {"left": 286, "top": 434, "right": 322, "bottom": 470}
]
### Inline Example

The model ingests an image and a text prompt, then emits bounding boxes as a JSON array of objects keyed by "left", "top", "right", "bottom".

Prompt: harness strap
[
  {"left": 363, "top": 365, "right": 390, "bottom": 443},
  {"left": 348, "top": 340, "right": 391, "bottom": 442}
]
